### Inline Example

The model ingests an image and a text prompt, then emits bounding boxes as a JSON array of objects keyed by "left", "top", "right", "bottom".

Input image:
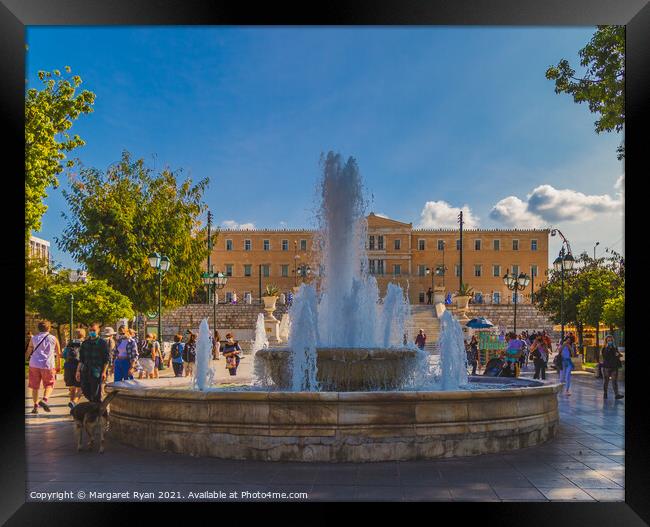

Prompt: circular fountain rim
[{"left": 107, "top": 377, "right": 562, "bottom": 400}]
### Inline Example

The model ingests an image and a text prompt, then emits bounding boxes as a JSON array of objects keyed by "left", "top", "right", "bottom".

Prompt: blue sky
[{"left": 26, "top": 27, "right": 624, "bottom": 268}]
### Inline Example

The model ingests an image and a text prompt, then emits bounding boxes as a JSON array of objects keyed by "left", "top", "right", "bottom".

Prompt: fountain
[{"left": 107, "top": 151, "right": 561, "bottom": 462}]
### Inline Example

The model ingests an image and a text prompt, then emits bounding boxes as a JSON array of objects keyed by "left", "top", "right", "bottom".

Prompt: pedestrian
[
  {"left": 212, "top": 330, "right": 221, "bottom": 361},
  {"left": 222, "top": 333, "right": 242, "bottom": 376},
  {"left": 426, "top": 287, "right": 433, "bottom": 305},
  {"left": 168, "top": 334, "right": 185, "bottom": 377},
  {"left": 25, "top": 320, "right": 61, "bottom": 414},
  {"left": 76, "top": 322, "right": 110, "bottom": 403},
  {"left": 62, "top": 328, "right": 85, "bottom": 409},
  {"left": 530, "top": 335, "right": 549, "bottom": 380},
  {"left": 518, "top": 334, "right": 528, "bottom": 370},
  {"left": 101, "top": 326, "right": 116, "bottom": 376},
  {"left": 415, "top": 329, "right": 427, "bottom": 350},
  {"left": 112, "top": 325, "right": 138, "bottom": 382},
  {"left": 559, "top": 336, "right": 575, "bottom": 396},
  {"left": 504, "top": 332, "right": 523, "bottom": 377},
  {"left": 138, "top": 333, "right": 160, "bottom": 379},
  {"left": 601, "top": 335, "right": 624, "bottom": 400},
  {"left": 183, "top": 332, "right": 197, "bottom": 377},
  {"left": 467, "top": 335, "right": 479, "bottom": 375},
  {"left": 231, "top": 292, "right": 238, "bottom": 305}
]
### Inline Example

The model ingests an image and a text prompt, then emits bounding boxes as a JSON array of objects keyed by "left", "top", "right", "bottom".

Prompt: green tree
[
  {"left": 602, "top": 291, "right": 624, "bottom": 333},
  {"left": 25, "top": 66, "right": 96, "bottom": 238},
  {"left": 58, "top": 151, "right": 213, "bottom": 314},
  {"left": 577, "top": 266, "right": 620, "bottom": 347},
  {"left": 30, "top": 279, "right": 134, "bottom": 344},
  {"left": 545, "top": 25, "right": 624, "bottom": 159}
]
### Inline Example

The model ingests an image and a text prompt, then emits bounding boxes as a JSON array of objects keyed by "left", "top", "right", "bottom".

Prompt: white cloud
[
  {"left": 489, "top": 196, "right": 546, "bottom": 228},
  {"left": 489, "top": 183, "right": 622, "bottom": 226},
  {"left": 221, "top": 220, "right": 256, "bottom": 230},
  {"left": 418, "top": 201, "right": 479, "bottom": 229}
]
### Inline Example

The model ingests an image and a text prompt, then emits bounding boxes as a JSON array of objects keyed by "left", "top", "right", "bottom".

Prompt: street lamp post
[
  {"left": 551, "top": 229, "right": 575, "bottom": 344},
  {"left": 594, "top": 241, "right": 600, "bottom": 261},
  {"left": 297, "top": 264, "right": 311, "bottom": 283},
  {"left": 148, "top": 253, "right": 171, "bottom": 344},
  {"left": 503, "top": 270, "right": 530, "bottom": 335},
  {"left": 202, "top": 271, "right": 228, "bottom": 333}
]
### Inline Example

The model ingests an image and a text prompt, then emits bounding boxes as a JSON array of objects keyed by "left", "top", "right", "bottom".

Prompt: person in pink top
[{"left": 24, "top": 320, "right": 61, "bottom": 414}]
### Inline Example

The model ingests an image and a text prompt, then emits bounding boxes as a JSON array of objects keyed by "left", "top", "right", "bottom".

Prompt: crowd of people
[
  {"left": 460, "top": 329, "right": 624, "bottom": 399},
  {"left": 25, "top": 320, "right": 244, "bottom": 414}
]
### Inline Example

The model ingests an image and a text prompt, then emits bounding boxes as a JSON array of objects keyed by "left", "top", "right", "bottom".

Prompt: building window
[
  {"left": 394, "top": 264, "right": 401, "bottom": 276},
  {"left": 418, "top": 239, "right": 425, "bottom": 251},
  {"left": 281, "top": 264, "right": 289, "bottom": 277},
  {"left": 244, "top": 239, "right": 252, "bottom": 251},
  {"left": 394, "top": 239, "right": 401, "bottom": 250},
  {"left": 378, "top": 235, "right": 384, "bottom": 250},
  {"left": 261, "top": 264, "right": 270, "bottom": 277},
  {"left": 437, "top": 240, "right": 445, "bottom": 251},
  {"left": 226, "top": 239, "right": 233, "bottom": 251},
  {"left": 492, "top": 292, "right": 501, "bottom": 304},
  {"left": 455, "top": 264, "right": 461, "bottom": 277},
  {"left": 377, "top": 260, "right": 384, "bottom": 275},
  {"left": 369, "top": 235, "right": 375, "bottom": 250},
  {"left": 512, "top": 265, "right": 519, "bottom": 276},
  {"left": 263, "top": 239, "right": 270, "bottom": 251},
  {"left": 512, "top": 239, "right": 519, "bottom": 251},
  {"left": 225, "top": 292, "right": 233, "bottom": 303},
  {"left": 419, "top": 292, "right": 425, "bottom": 303},
  {"left": 244, "top": 265, "right": 252, "bottom": 277},
  {"left": 493, "top": 239, "right": 500, "bottom": 251},
  {"left": 474, "top": 265, "right": 482, "bottom": 277},
  {"left": 418, "top": 264, "right": 426, "bottom": 277},
  {"left": 531, "top": 264, "right": 538, "bottom": 277},
  {"left": 456, "top": 239, "right": 461, "bottom": 250},
  {"left": 493, "top": 265, "right": 501, "bottom": 277},
  {"left": 369, "top": 260, "right": 376, "bottom": 274},
  {"left": 474, "top": 239, "right": 481, "bottom": 251},
  {"left": 225, "top": 264, "right": 233, "bottom": 277},
  {"left": 531, "top": 239, "right": 538, "bottom": 251},
  {"left": 282, "top": 239, "right": 289, "bottom": 251},
  {"left": 300, "top": 239, "right": 307, "bottom": 251}
]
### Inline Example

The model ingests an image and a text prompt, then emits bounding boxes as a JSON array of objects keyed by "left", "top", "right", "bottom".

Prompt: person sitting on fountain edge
[{"left": 222, "top": 333, "right": 242, "bottom": 376}]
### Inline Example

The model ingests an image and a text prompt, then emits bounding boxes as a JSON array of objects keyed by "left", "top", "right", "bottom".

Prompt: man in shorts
[{"left": 25, "top": 320, "right": 61, "bottom": 414}]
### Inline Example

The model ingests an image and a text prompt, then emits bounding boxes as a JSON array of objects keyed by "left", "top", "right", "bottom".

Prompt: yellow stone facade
[{"left": 210, "top": 213, "right": 549, "bottom": 305}]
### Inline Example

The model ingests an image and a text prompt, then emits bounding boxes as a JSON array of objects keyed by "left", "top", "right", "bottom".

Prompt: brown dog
[{"left": 71, "top": 391, "right": 117, "bottom": 453}]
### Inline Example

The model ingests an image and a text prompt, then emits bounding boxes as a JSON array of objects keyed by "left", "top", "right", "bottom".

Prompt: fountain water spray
[
  {"left": 288, "top": 284, "right": 319, "bottom": 391},
  {"left": 438, "top": 311, "right": 469, "bottom": 390},
  {"left": 251, "top": 313, "right": 269, "bottom": 385},
  {"left": 194, "top": 319, "right": 215, "bottom": 391}
]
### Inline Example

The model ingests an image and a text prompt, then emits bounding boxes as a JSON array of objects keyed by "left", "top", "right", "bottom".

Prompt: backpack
[
  {"left": 139, "top": 340, "right": 153, "bottom": 358},
  {"left": 171, "top": 342, "right": 182, "bottom": 360}
]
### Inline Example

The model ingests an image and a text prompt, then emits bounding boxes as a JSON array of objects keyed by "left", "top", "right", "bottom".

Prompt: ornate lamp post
[
  {"left": 503, "top": 270, "right": 530, "bottom": 334},
  {"left": 297, "top": 264, "right": 311, "bottom": 283},
  {"left": 551, "top": 229, "right": 575, "bottom": 344},
  {"left": 202, "top": 271, "right": 228, "bottom": 333},
  {"left": 68, "top": 269, "right": 88, "bottom": 342},
  {"left": 148, "top": 253, "right": 171, "bottom": 343}
]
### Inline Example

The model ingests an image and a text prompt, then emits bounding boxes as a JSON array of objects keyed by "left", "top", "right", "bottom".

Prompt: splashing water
[
  {"left": 438, "top": 311, "right": 469, "bottom": 390},
  {"left": 289, "top": 284, "right": 320, "bottom": 391},
  {"left": 194, "top": 319, "right": 215, "bottom": 391},
  {"left": 251, "top": 313, "right": 269, "bottom": 386}
]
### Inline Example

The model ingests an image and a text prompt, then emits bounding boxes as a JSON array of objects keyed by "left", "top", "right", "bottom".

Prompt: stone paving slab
[{"left": 25, "top": 367, "right": 624, "bottom": 502}]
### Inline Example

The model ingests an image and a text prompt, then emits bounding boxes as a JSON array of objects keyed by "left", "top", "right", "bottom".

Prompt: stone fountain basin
[
  {"left": 255, "top": 346, "right": 421, "bottom": 391},
  {"left": 106, "top": 377, "right": 561, "bottom": 463}
]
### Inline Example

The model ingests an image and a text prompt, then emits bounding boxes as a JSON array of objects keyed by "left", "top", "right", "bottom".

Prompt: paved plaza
[{"left": 25, "top": 363, "right": 624, "bottom": 502}]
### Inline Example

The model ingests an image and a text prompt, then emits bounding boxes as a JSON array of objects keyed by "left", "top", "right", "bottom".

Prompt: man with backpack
[
  {"left": 168, "top": 334, "right": 185, "bottom": 377},
  {"left": 25, "top": 320, "right": 61, "bottom": 414}
]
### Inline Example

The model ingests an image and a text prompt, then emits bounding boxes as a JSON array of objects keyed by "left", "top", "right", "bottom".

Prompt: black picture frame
[{"left": 2, "top": 0, "right": 647, "bottom": 523}]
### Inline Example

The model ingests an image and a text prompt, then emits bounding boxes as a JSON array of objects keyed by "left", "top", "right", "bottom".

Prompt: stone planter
[
  {"left": 455, "top": 295, "right": 471, "bottom": 311},
  {"left": 262, "top": 295, "right": 278, "bottom": 315},
  {"left": 433, "top": 286, "right": 445, "bottom": 304}
]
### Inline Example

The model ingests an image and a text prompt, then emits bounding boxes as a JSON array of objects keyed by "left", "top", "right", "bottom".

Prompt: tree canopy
[
  {"left": 57, "top": 151, "right": 213, "bottom": 313},
  {"left": 25, "top": 67, "right": 95, "bottom": 238},
  {"left": 545, "top": 25, "right": 624, "bottom": 159},
  {"left": 30, "top": 279, "right": 134, "bottom": 329}
]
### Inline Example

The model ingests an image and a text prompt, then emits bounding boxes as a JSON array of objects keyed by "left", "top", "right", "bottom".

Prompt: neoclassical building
[{"left": 209, "top": 213, "right": 549, "bottom": 305}]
